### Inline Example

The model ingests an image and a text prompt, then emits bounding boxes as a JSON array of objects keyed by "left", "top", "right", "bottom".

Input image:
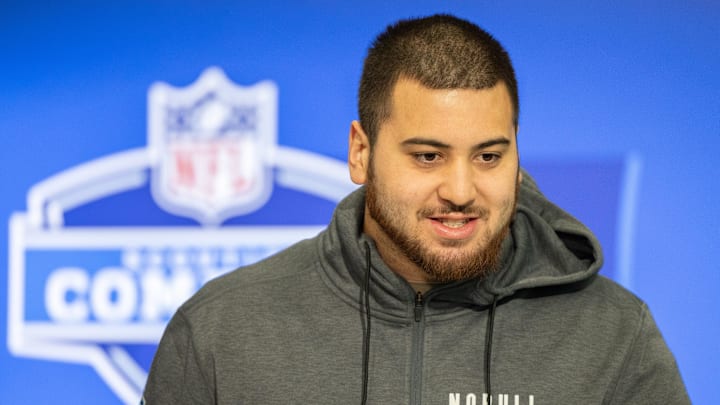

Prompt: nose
[{"left": 437, "top": 160, "right": 476, "bottom": 209}]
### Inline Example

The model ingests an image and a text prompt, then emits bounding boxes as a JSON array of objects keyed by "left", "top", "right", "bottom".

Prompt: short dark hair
[{"left": 358, "top": 14, "right": 519, "bottom": 145}]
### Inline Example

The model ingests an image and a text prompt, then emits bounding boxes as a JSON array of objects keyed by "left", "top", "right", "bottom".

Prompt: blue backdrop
[{"left": 1, "top": 1, "right": 718, "bottom": 403}]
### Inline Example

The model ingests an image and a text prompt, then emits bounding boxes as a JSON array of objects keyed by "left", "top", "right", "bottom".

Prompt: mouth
[
  {"left": 437, "top": 218, "right": 471, "bottom": 228},
  {"left": 428, "top": 216, "right": 479, "bottom": 240}
]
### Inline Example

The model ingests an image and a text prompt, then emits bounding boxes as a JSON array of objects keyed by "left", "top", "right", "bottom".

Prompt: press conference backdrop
[{"left": 1, "top": 1, "right": 718, "bottom": 404}]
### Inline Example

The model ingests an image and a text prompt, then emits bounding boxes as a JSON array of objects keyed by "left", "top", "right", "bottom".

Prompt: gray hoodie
[{"left": 143, "top": 174, "right": 690, "bottom": 404}]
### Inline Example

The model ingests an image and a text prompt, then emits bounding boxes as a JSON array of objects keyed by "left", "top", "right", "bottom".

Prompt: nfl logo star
[{"left": 148, "top": 67, "right": 278, "bottom": 225}]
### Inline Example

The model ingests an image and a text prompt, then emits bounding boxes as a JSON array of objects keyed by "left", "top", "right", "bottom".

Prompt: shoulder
[
  {"left": 512, "top": 275, "right": 649, "bottom": 338},
  {"left": 178, "top": 235, "right": 323, "bottom": 320},
  {"left": 582, "top": 278, "right": 690, "bottom": 403},
  {"left": 519, "top": 274, "right": 646, "bottom": 318},
  {"left": 546, "top": 275, "right": 648, "bottom": 329},
  {"left": 550, "top": 275, "right": 655, "bottom": 351},
  {"left": 582, "top": 275, "right": 646, "bottom": 317}
]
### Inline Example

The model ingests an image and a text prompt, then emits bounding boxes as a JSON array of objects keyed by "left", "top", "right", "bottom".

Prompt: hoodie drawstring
[
  {"left": 361, "top": 242, "right": 372, "bottom": 405},
  {"left": 484, "top": 294, "right": 499, "bottom": 400}
]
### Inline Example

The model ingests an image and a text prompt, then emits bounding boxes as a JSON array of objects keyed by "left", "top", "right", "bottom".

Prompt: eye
[
  {"left": 478, "top": 153, "right": 501, "bottom": 164},
  {"left": 413, "top": 152, "right": 442, "bottom": 164}
]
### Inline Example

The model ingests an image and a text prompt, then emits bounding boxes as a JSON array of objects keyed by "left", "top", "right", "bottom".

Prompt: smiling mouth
[
  {"left": 439, "top": 218, "right": 471, "bottom": 228},
  {"left": 428, "top": 216, "right": 479, "bottom": 240}
]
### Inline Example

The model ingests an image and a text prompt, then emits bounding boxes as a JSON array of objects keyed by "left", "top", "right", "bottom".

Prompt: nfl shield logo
[{"left": 148, "top": 67, "right": 278, "bottom": 225}]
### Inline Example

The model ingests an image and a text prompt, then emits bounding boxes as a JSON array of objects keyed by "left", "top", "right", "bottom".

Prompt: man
[{"left": 143, "top": 14, "right": 689, "bottom": 404}]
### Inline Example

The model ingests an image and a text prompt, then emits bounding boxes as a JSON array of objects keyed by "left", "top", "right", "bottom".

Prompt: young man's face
[{"left": 349, "top": 78, "right": 520, "bottom": 283}]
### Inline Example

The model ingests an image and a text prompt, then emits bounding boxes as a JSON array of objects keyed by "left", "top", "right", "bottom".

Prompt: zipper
[
  {"left": 410, "top": 291, "right": 425, "bottom": 404},
  {"left": 414, "top": 291, "right": 424, "bottom": 322}
]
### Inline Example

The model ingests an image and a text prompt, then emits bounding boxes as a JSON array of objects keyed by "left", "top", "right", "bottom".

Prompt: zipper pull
[{"left": 414, "top": 291, "right": 424, "bottom": 322}]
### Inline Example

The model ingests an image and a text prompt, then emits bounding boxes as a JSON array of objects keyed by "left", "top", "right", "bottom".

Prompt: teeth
[{"left": 441, "top": 219, "right": 468, "bottom": 228}]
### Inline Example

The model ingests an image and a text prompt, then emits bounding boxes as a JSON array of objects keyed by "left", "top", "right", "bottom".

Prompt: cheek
[
  {"left": 373, "top": 164, "right": 424, "bottom": 199},
  {"left": 387, "top": 183, "right": 422, "bottom": 208},
  {"left": 483, "top": 179, "right": 517, "bottom": 210}
]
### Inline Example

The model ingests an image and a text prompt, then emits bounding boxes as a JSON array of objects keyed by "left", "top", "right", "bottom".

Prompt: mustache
[{"left": 418, "top": 203, "right": 489, "bottom": 218}]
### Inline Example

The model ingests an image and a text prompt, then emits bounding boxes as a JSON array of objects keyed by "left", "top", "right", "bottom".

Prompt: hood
[
  {"left": 316, "top": 169, "right": 603, "bottom": 316},
  {"left": 481, "top": 169, "right": 602, "bottom": 300}
]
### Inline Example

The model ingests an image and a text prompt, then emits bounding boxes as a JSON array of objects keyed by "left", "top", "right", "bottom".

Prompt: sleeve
[
  {"left": 142, "top": 310, "right": 215, "bottom": 405},
  {"left": 607, "top": 304, "right": 691, "bottom": 404}
]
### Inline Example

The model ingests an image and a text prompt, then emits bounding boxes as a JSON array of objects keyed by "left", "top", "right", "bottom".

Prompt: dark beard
[{"left": 365, "top": 164, "right": 516, "bottom": 283}]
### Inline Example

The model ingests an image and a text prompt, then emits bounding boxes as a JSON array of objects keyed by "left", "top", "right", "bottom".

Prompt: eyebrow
[{"left": 401, "top": 137, "right": 511, "bottom": 150}]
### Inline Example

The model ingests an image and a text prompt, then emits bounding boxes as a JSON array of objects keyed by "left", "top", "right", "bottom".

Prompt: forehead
[{"left": 382, "top": 78, "right": 516, "bottom": 141}]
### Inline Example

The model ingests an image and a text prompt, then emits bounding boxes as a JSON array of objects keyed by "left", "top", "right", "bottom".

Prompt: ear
[
  {"left": 514, "top": 126, "right": 523, "bottom": 185},
  {"left": 348, "top": 120, "right": 371, "bottom": 185}
]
